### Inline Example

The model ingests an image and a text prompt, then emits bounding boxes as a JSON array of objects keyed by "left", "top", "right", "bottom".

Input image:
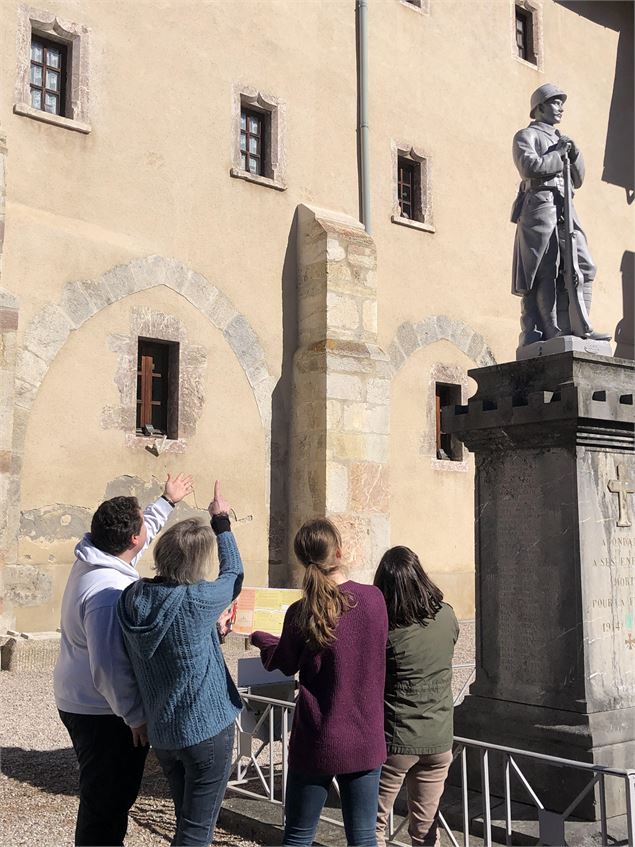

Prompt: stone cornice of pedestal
[{"left": 442, "top": 352, "right": 634, "bottom": 452}]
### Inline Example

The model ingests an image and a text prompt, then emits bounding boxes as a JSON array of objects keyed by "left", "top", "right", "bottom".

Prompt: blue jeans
[
  {"left": 154, "top": 723, "right": 235, "bottom": 846},
  {"left": 284, "top": 767, "right": 381, "bottom": 846}
]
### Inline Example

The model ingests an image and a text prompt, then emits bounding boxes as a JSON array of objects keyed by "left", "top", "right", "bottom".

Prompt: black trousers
[{"left": 59, "top": 710, "right": 148, "bottom": 846}]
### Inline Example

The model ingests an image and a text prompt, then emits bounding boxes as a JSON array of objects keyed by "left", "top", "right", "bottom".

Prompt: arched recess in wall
[
  {"left": 387, "top": 314, "right": 496, "bottom": 374},
  {"left": 386, "top": 315, "right": 496, "bottom": 622},
  {"left": 9, "top": 257, "right": 277, "bottom": 630},
  {"left": 13, "top": 255, "right": 277, "bottom": 446}
]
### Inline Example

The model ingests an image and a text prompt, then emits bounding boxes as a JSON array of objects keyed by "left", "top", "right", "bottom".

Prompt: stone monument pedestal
[{"left": 443, "top": 352, "right": 634, "bottom": 820}]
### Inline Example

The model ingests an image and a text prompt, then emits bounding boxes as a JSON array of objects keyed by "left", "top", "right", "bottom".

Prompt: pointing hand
[{"left": 208, "top": 480, "right": 231, "bottom": 517}]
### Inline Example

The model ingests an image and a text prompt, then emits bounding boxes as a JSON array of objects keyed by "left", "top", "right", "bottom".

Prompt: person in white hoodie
[{"left": 54, "top": 472, "right": 193, "bottom": 847}]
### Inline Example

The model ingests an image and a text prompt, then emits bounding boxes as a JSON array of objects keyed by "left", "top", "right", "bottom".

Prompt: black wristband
[
  {"left": 161, "top": 494, "right": 175, "bottom": 508},
  {"left": 211, "top": 513, "right": 231, "bottom": 535}
]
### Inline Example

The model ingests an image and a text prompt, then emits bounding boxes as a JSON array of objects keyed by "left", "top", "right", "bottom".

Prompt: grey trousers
[
  {"left": 520, "top": 225, "right": 596, "bottom": 342},
  {"left": 376, "top": 750, "right": 453, "bottom": 847}
]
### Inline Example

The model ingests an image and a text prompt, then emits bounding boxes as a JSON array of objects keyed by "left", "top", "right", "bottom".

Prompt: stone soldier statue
[{"left": 511, "top": 83, "right": 610, "bottom": 347}]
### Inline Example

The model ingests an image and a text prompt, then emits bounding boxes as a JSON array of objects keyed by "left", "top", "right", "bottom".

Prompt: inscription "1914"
[{"left": 589, "top": 598, "right": 634, "bottom": 637}]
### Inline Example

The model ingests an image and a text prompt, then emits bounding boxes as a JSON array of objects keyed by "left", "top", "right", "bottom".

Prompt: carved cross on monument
[{"left": 607, "top": 465, "right": 635, "bottom": 528}]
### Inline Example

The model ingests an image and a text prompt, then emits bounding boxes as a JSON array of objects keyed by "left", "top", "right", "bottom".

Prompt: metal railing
[
  {"left": 231, "top": 691, "right": 293, "bottom": 817},
  {"left": 226, "top": 686, "right": 635, "bottom": 846}
]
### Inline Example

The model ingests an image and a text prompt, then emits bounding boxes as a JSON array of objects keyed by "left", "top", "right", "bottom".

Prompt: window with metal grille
[
  {"left": 435, "top": 383, "right": 462, "bottom": 461},
  {"left": 136, "top": 340, "right": 179, "bottom": 438},
  {"left": 30, "top": 36, "right": 67, "bottom": 116},
  {"left": 240, "top": 109, "right": 266, "bottom": 176},
  {"left": 515, "top": 6, "right": 536, "bottom": 64},
  {"left": 397, "top": 157, "right": 417, "bottom": 220}
]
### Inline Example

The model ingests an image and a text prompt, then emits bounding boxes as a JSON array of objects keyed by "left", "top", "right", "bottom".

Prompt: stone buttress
[{"left": 290, "top": 205, "right": 391, "bottom": 583}]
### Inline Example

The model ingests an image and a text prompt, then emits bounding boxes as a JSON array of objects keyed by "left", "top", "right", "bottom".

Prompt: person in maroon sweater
[{"left": 251, "top": 518, "right": 388, "bottom": 846}]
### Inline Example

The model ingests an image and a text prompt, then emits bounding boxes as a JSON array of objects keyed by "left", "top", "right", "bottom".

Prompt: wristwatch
[{"left": 161, "top": 494, "right": 175, "bottom": 508}]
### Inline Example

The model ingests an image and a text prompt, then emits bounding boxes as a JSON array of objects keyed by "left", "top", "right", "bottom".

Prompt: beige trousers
[{"left": 376, "top": 750, "right": 453, "bottom": 847}]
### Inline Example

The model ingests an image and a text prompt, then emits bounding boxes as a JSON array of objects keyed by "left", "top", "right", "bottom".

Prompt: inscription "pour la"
[{"left": 592, "top": 598, "right": 631, "bottom": 609}]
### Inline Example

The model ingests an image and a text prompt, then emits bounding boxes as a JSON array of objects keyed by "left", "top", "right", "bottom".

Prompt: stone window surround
[
  {"left": 511, "top": 0, "right": 544, "bottom": 72},
  {"left": 230, "top": 84, "right": 287, "bottom": 191},
  {"left": 14, "top": 4, "right": 91, "bottom": 134},
  {"left": 426, "top": 363, "right": 470, "bottom": 472},
  {"left": 390, "top": 141, "right": 435, "bottom": 234},
  {"left": 101, "top": 307, "right": 207, "bottom": 454},
  {"left": 399, "top": 0, "right": 430, "bottom": 14}
]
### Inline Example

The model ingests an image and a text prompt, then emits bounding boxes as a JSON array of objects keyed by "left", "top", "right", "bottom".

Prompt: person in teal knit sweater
[{"left": 117, "top": 481, "right": 243, "bottom": 847}]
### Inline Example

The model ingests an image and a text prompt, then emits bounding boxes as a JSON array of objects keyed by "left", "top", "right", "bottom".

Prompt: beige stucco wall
[
  {"left": 0, "top": 0, "right": 359, "bottom": 367},
  {"left": 0, "top": 0, "right": 632, "bottom": 629},
  {"left": 390, "top": 340, "right": 478, "bottom": 620}
]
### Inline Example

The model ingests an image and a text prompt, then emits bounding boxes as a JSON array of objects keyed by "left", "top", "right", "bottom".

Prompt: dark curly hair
[{"left": 90, "top": 496, "right": 143, "bottom": 556}]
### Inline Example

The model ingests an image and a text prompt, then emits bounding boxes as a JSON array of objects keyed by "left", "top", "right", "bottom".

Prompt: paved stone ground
[{"left": 0, "top": 622, "right": 475, "bottom": 847}]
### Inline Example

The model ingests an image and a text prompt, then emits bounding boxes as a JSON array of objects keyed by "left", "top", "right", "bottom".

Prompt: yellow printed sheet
[{"left": 233, "top": 587, "right": 302, "bottom": 636}]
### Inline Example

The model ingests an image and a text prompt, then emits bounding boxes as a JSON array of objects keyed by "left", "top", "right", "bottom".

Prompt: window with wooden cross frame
[
  {"left": 515, "top": 3, "right": 537, "bottom": 65},
  {"left": 30, "top": 35, "right": 68, "bottom": 116},
  {"left": 240, "top": 108, "right": 266, "bottom": 176},
  {"left": 136, "top": 339, "right": 179, "bottom": 438}
]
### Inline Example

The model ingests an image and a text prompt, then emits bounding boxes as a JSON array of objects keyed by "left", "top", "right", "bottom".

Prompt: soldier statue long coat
[{"left": 511, "top": 120, "right": 587, "bottom": 296}]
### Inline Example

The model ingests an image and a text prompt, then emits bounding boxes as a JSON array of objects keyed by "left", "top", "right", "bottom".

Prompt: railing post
[
  {"left": 503, "top": 754, "right": 512, "bottom": 846},
  {"left": 461, "top": 745, "right": 470, "bottom": 847},
  {"left": 480, "top": 749, "right": 492, "bottom": 847},
  {"left": 269, "top": 704, "right": 275, "bottom": 800},
  {"left": 281, "top": 706, "right": 290, "bottom": 827},
  {"left": 626, "top": 773, "right": 635, "bottom": 847},
  {"left": 598, "top": 773, "right": 607, "bottom": 845}
]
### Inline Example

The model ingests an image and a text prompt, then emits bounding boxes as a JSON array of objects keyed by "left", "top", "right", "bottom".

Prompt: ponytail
[{"left": 294, "top": 519, "right": 354, "bottom": 651}]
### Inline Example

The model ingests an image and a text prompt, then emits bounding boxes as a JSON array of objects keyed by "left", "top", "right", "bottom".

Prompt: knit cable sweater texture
[
  {"left": 252, "top": 581, "right": 388, "bottom": 775},
  {"left": 117, "top": 530, "right": 243, "bottom": 749}
]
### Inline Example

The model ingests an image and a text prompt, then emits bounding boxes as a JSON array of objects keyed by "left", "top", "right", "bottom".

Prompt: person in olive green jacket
[{"left": 373, "top": 546, "right": 459, "bottom": 847}]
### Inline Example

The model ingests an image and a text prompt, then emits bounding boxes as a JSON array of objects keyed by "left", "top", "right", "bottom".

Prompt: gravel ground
[
  {"left": 0, "top": 669, "right": 261, "bottom": 847},
  {"left": 0, "top": 622, "right": 474, "bottom": 847}
]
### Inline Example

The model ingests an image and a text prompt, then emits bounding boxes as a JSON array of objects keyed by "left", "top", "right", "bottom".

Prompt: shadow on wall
[
  {"left": 555, "top": 1, "right": 634, "bottom": 204},
  {"left": 615, "top": 251, "right": 635, "bottom": 360},
  {"left": 268, "top": 210, "right": 299, "bottom": 587}
]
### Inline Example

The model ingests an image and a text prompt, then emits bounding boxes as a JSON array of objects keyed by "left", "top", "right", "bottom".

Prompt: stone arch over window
[
  {"left": 387, "top": 315, "right": 496, "bottom": 373},
  {"left": 13, "top": 256, "right": 276, "bottom": 449}
]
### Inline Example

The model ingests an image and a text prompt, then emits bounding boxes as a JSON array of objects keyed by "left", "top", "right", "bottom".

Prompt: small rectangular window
[
  {"left": 515, "top": 6, "right": 536, "bottom": 64},
  {"left": 240, "top": 108, "right": 266, "bottom": 177},
  {"left": 30, "top": 36, "right": 67, "bottom": 116},
  {"left": 136, "top": 340, "right": 179, "bottom": 438},
  {"left": 435, "top": 383, "right": 462, "bottom": 461},
  {"left": 397, "top": 157, "right": 418, "bottom": 221}
]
